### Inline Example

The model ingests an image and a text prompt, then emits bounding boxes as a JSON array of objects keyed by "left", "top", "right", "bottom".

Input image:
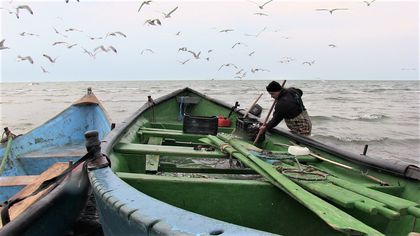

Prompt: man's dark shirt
[{"left": 266, "top": 88, "right": 306, "bottom": 130}]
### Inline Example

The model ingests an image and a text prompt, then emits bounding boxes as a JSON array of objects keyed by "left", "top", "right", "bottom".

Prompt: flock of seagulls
[{"left": 1, "top": 0, "right": 401, "bottom": 80}]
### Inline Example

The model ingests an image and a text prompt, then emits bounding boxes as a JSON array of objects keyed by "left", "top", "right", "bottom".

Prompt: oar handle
[{"left": 243, "top": 93, "right": 263, "bottom": 118}]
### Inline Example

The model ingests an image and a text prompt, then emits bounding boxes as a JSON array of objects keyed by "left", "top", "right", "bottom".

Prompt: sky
[{"left": 0, "top": 0, "right": 419, "bottom": 82}]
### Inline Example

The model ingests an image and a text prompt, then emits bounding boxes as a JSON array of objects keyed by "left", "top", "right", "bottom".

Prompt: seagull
[
  {"left": 178, "top": 59, "right": 190, "bottom": 65},
  {"left": 220, "top": 29, "right": 234, "bottom": 33},
  {"left": 82, "top": 48, "right": 95, "bottom": 58},
  {"left": 20, "top": 32, "right": 40, "bottom": 37},
  {"left": 302, "top": 60, "right": 316, "bottom": 66},
  {"left": 232, "top": 42, "right": 247, "bottom": 49},
  {"left": 52, "top": 27, "right": 68, "bottom": 38},
  {"left": 52, "top": 41, "right": 69, "bottom": 46},
  {"left": 141, "top": 48, "right": 154, "bottom": 55},
  {"left": 67, "top": 43, "right": 78, "bottom": 49},
  {"left": 249, "top": 0, "right": 274, "bottom": 9},
  {"left": 94, "top": 45, "right": 117, "bottom": 54},
  {"left": 17, "top": 55, "right": 34, "bottom": 64},
  {"left": 175, "top": 31, "right": 181, "bottom": 36},
  {"left": 138, "top": 0, "right": 152, "bottom": 12},
  {"left": 16, "top": 5, "right": 33, "bottom": 19},
  {"left": 0, "top": 39, "right": 10, "bottom": 50},
  {"left": 244, "top": 26, "right": 267, "bottom": 37},
  {"left": 144, "top": 19, "right": 161, "bottom": 26},
  {"left": 363, "top": 0, "right": 375, "bottom": 6},
  {"left": 178, "top": 47, "right": 188, "bottom": 52},
  {"left": 41, "top": 66, "right": 49, "bottom": 73},
  {"left": 161, "top": 6, "right": 178, "bottom": 18},
  {"left": 254, "top": 12, "right": 268, "bottom": 16},
  {"left": 218, "top": 63, "right": 238, "bottom": 71},
  {"left": 248, "top": 51, "right": 255, "bottom": 56},
  {"left": 328, "top": 44, "right": 337, "bottom": 48},
  {"left": 106, "top": 31, "right": 127, "bottom": 38},
  {"left": 251, "top": 68, "right": 270, "bottom": 73},
  {"left": 88, "top": 36, "right": 103, "bottom": 40},
  {"left": 187, "top": 50, "right": 201, "bottom": 59},
  {"left": 43, "top": 54, "right": 58, "bottom": 63},
  {"left": 316, "top": 8, "right": 349, "bottom": 14},
  {"left": 65, "top": 28, "right": 83, "bottom": 32},
  {"left": 65, "top": 0, "right": 80, "bottom": 3}
]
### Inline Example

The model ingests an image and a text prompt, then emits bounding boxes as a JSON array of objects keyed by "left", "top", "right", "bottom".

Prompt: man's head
[{"left": 266, "top": 81, "right": 282, "bottom": 98}]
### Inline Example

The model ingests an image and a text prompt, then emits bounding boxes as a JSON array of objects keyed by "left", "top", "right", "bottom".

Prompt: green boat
[{"left": 89, "top": 87, "right": 420, "bottom": 236}]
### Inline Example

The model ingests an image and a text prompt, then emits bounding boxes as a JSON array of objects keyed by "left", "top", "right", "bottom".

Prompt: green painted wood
[
  {"left": 158, "top": 163, "right": 257, "bottom": 174},
  {"left": 145, "top": 137, "right": 163, "bottom": 172},
  {"left": 115, "top": 143, "right": 227, "bottom": 158},
  {"left": 328, "top": 175, "right": 420, "bottom": 218},
  {"left": 138, "top": 130, "right": 205, "bottom": 142},
  {"left": 149, "top": 122, "right": 235, "bottom": 133},
  {"left": 210, "top": 134, "right": 383, "bottom": 236}
]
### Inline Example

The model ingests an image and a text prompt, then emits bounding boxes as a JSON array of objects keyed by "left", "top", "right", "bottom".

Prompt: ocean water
[{"left": 0, "top": 80, "right": 419, "bottom": 165}]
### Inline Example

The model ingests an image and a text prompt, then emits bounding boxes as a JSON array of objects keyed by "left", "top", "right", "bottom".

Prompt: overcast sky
[{"left": 0, "top": 0, "right": 418, "bottom": 82}]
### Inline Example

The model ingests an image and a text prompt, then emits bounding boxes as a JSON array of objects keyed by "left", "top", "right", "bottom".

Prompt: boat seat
[
  {"left": 0, "top": 176, "right": 39, "bottom": 187},
  {"left": 18, "top": 143, "right": 86, "bottom": 159},
  {"left": 149, "top": 122, "right": 234, "bottom": 133},
  {"left": 145, "top": 137, "right": 163, "bottom": 172},
  {"left": 138, "top": 128, "right": 206, "bottom": 143},
  {"left": 115, "top": 143, "right": 227, "bottom": 158},
  {"left": 0, "top": 162, "right": 70, "bottom": 228}
]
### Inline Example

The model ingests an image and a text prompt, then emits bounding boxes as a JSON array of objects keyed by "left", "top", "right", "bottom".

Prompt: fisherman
[{"left": 259, "top": 81, "right": 312, "bottom": 136}]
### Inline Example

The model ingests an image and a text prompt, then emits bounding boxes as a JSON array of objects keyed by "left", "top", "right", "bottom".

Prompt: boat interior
[{"left": 108, "top": 91, "right": 420, "bottom": 235}]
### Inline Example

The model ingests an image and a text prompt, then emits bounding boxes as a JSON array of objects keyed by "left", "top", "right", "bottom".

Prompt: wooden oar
[
  {"left": 253, "top": 80, "right": 286, "bottom": 144},
  {"left": 287, "top": 141, "right": 388, "bottom": 186},
  {"left": 243, "top": 93, "right": 263, "bottom": 118}
]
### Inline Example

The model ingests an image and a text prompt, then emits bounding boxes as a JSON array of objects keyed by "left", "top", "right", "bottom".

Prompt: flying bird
[
  {"left": 315, "top": 8, "right": 349, "bottom": 14},
  {"left": 0, "top": 7, "right": 18, "bottom": 17},
  {"left": 248, "top": 51, "right": 255, "bottom": 56},
  {"left": 328, "top": 44, "right": 337, "bottom": 48},
  {"left": 52, "top": 27, "right": 68, "bottom": 38},
  {"left": 144, "top": 18, "right": 161, "bottom": 26},
  {"left": 363, "top": 0, "right": 375, "bottom": 6},
  {"left": 17, "top": 55, "right": 34, "bottom": 64},
  {"left": 141, "top": 49, "right": 154, "bottom": 55},
  {"left": 187, "top": 50, "right": 201, "bottom": 59},
  {"left": 178, "top": 59, "right": 190, "bottom": 65},
  {"left": 16, "top": 5, "right": 33, "bottom": 18},
  {"left": 67, "top": 43, "right": 78, "bottom": 49},
  {"left": 251, "top": 68, "right": 270, "bottom": 73},
  {"left": 249, "top": 0, "right": 274, "bottom": 9},
  {"left": 218, "top": 63, "right": 238, "bottom": 71},
  {"left": 52, "top": 41, "right": 69, "bottom": 46},
  {"left": 65, "top": 0, "right": 80, "bottom": 3},
  {"left": 161, "top": 6, "right": 178, "bottom": 18},
  {"left": 178, "top": 47, "right": 188, "bottom": 52},
  {"left": 219, "top": 29, "right": 234, "bottom": 33},
  {"left": 106, "top": 31, "right": 127, "bottom": 38},
  {"left": 43, "top": 54, "right": 58, "bottom": 63},
  {"left": 244, "top": 26, "right": 267, "bottom": 37},
  {"left": 20, "top": 32, "right": 40, "bottom": 36},
  {"left": 232, "top": 42, "right": 247, "bottom": 49},
  {"left": 302, "top": 60, "right": 316, "bottom": 66},
  {"left": 94, "top": 45, "right": 117, "bottom": 54},
  {"left": 41, "top": 66, "right": 49, "bottom": 73},
  {"left": 254, "top": 12, "right": 268, "bottom": 16},
  {"left": 65, "top": 28, "right": 83, "bottom": 32},
  {"left": 0, "top": 39, "right": 10, "bottom": 50},
  {"left": 82, "top": 48, "right": 95, "bottom": 58},
  {"left": 138, "top": 1, "right": 152, "bottom": 12},
  {"left": 175, "top": 31, "right": 181, "bottom": 36}
]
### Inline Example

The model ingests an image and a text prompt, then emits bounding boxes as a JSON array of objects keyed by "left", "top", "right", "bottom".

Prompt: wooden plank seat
[
  {"left": 0, "top": 176, "right": 39, "bottom": 187},
  {"left": 149, "top": 122, "right": 234, "bottom": 133},
  {"left": 138, "top": 129, "right": 206, "bottom": 143},
  {"left": 145, "top": 137, "right": 163, "bottom": 172},
  {"left": 19, "top": 143, "right": 86, "bottom": 159},
  {"left": 0, "top": 162, "right": 70, "bottom": 228},
  {"left": 114, "top": 143, "right": 227, "bottom": 158}
]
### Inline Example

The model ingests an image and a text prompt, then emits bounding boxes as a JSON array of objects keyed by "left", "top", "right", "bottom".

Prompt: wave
[
  {"left": 310, "top": 114, "right": 389, "bottom": 122},
  {"left": 312, "top": 134, "right": 419, "bottom": 144}
]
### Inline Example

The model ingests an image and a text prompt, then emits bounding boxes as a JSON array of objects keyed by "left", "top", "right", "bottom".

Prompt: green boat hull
[{"left": 90, "top": 87, "right": 420, "bottom": 236}]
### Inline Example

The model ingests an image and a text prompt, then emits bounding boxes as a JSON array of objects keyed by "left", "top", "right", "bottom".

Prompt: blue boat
[{"left": 0, "top": 88, "right": 112, "bottom": 235}]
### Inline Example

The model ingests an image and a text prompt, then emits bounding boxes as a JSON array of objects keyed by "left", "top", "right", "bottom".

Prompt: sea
[{"left": 1, "top": 80, "right": 419, "bottom": 166}]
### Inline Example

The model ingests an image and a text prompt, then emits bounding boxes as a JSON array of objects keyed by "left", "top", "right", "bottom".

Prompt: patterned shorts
[{"left": 285, "top": 110, "right": 312, "bottom": 136}]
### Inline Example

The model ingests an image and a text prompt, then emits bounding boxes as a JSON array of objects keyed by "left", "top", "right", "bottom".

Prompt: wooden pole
[
  {"left": 243, "top": 93, "right": 263, "bottom": 118},
  {"left": 253, "top": 80, "right": 286, "bottom": 144}
]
